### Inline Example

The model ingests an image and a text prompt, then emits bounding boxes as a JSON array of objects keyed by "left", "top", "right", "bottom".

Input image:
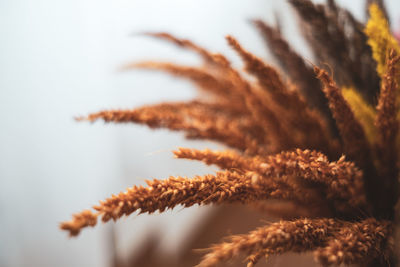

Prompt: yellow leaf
[
  {"left": 342, "top": 87, "right": 377, "bottom": 145},
  {"left": 365, "top": 3, "right": 400, "bottom": 78}
]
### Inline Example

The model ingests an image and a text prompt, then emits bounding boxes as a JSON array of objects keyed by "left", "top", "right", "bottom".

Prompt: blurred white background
[{"left": 1, "top": 0, "right": 399, "bottom": 266}]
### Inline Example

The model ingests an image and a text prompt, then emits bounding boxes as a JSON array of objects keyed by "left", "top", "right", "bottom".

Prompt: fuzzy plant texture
[{"left": 61, "top": 0, "right": 400, "bottom": 266}]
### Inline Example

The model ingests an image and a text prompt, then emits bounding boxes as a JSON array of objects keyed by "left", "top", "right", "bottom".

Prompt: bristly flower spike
[{"left": 62, "top": 1, "right": 400, "bottom": 266}]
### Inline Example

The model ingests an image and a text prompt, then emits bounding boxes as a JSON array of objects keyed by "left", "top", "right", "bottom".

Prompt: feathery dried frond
[
  {"left": 342, "top": 87, "right": 377, "bottom": 144},
  {"left": 173, "top": 148, "right": 256, "bottom": 171},
  {"left": 315, "top": 66, "right": 383, "bottom": 217},
  {"left": 63, "top": 146, "right": 369, "bottom": 236},
  {"left": 143, "top": 32, "right": 230, "bottom": 67},
  {"left": 80, "top": 101, "right": 267, "bottom": 155},
  {"left": 197, "top": 218, "right": 340, "bottom": 267},
  {"left": 60, "top": 210, "right": 97, "bottom": 237},
  {"left": 226, "top": 35, "right": 340, "bottom": 157},
  {"left": 126, "top": 62, "right": 237, "bottom": 99},
  {"left": 125, "top": 61, "right": 249, "bottom": 114},
  {"left": 374, "top": 50, "right": 400, "bottom": 216},
  {"left": 290, "top": 0, "right": 380, "bottom": 103},
  {"left": 62, "top": 1, "right": 400, "bottom": 266},
  {"left": 314, "top": 67, "right": 373, "bottom": 167},
  {"left": 198, "top": 218, "right": 392, "bottom": 267},
  {"left": 226, "top": 35, "right": 288, "bottom": 103},
  {"left": 253, "top": 20, "right": 329, "bottom": 115},
  {"left": 315, "top": 218, "right": 393, "bottom": 266},
  {"left": 175, "top": 148, "right": 366, "bottom": 214},
  {"left": 366, "top": 0, "right": 391, "bottom": 24},
  {"left": 61, "top": 169, "right": 320, "bottom": 236},
  {"left": 376, "top": 51, "right": 399, "bottom": 162},
  {"left": 365, "top": 4, "right": 400, "bottom": 79}
]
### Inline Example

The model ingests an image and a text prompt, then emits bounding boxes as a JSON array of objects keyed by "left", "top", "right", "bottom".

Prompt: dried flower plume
[{"left": 62, "top": 1, "right": 400, "bottom": 266}]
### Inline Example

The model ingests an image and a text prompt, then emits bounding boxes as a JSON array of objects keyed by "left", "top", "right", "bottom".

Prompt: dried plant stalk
[
  {"left": 197, "top": 218, "right": 340, "bottom": 267},
  {"left": 61, "top": 169, "right": 320, "bottom": 236},
  {"left": 62, "top": 1, "right": 400, "bottom": 266},
  {"left": 315, "top": 219, "right": 393, "bottom": 266}
]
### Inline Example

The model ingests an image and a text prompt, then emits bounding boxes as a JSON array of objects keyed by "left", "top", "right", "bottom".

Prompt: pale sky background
[{"left": 1, "top": 1, "right": 400, "bottom": 266}]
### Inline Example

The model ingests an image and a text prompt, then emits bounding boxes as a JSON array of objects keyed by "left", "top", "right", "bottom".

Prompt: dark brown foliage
[{"left": 289, "top": 0, "right": 380, "bottom": 104}]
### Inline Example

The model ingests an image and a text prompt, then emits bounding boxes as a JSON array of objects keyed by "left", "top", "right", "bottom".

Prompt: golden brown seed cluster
[
  {"left": 197, "top": 218, "right": 392, "bottom": 267},
  {"left": 314, "top": 219, "right": 393, "bottom": 266},
  {"left": 62, "top": 0, "right": 400, "bottom": 266}
]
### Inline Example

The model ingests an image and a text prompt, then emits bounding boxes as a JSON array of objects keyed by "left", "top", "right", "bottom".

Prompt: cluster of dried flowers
[{"left": 61, "top": 0, "right": 400, "bottom": 266}]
